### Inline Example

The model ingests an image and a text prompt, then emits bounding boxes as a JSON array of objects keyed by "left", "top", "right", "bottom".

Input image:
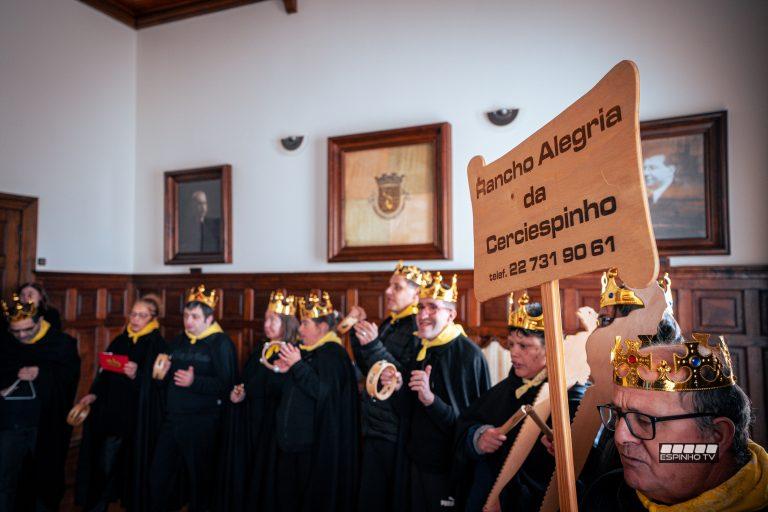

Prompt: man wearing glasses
[
  {"left": 0, "top": 295, "right": 80, "bottom": 512},
  {"left": 584, "top": 335, "right": 768, "bottom": 510},
  {"left": 385, "top": 272, "right": 490, "bottom": 512}
]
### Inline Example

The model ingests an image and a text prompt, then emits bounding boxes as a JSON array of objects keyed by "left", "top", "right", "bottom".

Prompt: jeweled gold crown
[
  {"left": 268, "top": 289, "right": 296, "bottom": 316},
  {"left": 419, "top": 272, "right": 458, "bottom": 303},
  {"left": 600, "top": 268, "right": 644, "bottom": 309},
  {"left": 508, "top": 291, "right": 545, "bottom": 332},
  {"left": 658, "top": 272, "right": 674, "bottom": 312},
  {"left": 393, "top": 261, "right": 423, "bottom": 286},
  {"left": 299, "top": 290, "right": 334, "bottom": 319},
  {"left": 2, "top": 294, "right": 37, "bottom": 323},
  {"left": 611, "top": 333, "right": 736, "bottom": 392},
  {"left": 185, "top": 284, "right": 219, "bottom": 310}
]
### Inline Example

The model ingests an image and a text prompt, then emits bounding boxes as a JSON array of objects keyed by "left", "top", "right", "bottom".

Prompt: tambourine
[
  {"left": 67, "top": 402, "right": 91, "bottom": 427},
  {"left": 152, "top": 353, "right": 171, "bottom": 380},
  {"left": 336, "top": 315, "right": 359, "bottom": 335},
  {"left": 260, "top": 341, "right": 286, "bottom": 373},
  {"left": 365, "top": 360, "right": 397, "bottom": 401}
]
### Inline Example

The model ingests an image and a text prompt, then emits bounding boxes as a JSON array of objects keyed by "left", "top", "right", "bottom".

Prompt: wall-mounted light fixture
[
  {"left": 486, "top": 108, "right": 519, "bottom": 126},
  {"left": 280, "top": 136, "right": 304, "bottom": 151}
]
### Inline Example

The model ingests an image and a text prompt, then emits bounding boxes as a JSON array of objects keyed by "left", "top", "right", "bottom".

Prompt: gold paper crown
[
  {"left": 299, "top": 290, "right": 334, "bottom": 319},
  {"left": 268, "top": 289, "right": 297, "bottom": 316},
  {"left": 611, "top": 333, "right": 736, "bottom": 392},
  {"left": 185, "top": 284, "right": 219, "bottom": 310},
  {"left": 600, "top": 268, "right": 644, "bottom": 309},
  {"left": 658, "top": 272, "right": 674, "bottom": 312},
  {"left": 419, "top": 272, "right": 458, "bottom": 303},
  {"left": 507, "top": 291, "right": 545, "bottom": 332},
  {"left": 393, "top": 261, "right": 423, "bottom": 285},
  {"left": 2, "top": 294, "right": 38, "bottom": 323}
]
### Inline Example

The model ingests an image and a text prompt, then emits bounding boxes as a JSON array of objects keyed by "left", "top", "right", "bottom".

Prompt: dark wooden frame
[
  {"left": 640, "top": 111, "right": 729, "bottom": 256},
  {"left": 327, "top": 122, "right": 452, "bottom": 262},
  {"left": 164, "top": 165, "right": 232, "bottom": 265}
]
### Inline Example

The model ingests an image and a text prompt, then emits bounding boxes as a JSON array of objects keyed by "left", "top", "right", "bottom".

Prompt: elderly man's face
[
  {"left": 416, "top": 298, "right": 456, "bottom": 339},
  {"left": 191, "top": 191, "right": 208, "bottom": 219},
  {"left": 612, "top": 385, "right": 718, "bottom": 504},
  {"left": 643, "top": 155, "right": 676, "bottom": 194}
]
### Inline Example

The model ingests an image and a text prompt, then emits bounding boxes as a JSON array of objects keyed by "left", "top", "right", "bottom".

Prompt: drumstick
[
  {"left": 497, "top": 406, "right": 529, "bottom": 435},
  {"left": 523, "top": 404, "right": 554, "bottom": 440}
]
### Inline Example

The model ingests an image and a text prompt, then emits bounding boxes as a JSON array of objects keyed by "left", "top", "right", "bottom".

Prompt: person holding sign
[
  {"left": 349, "top": 261, "right": 422, "bottom": 512},
  {"left": 74, "top": 295, "right": 166, "bottom": 512},
  {"left": 455, "top": 292, "right": 588, "bottom": 512},
  {"left": 0, "top": 295, "right": 80, "bottom": 512},
  {"left": 229, "top": 289, "right": 300, "bottom": 510},
  {"left": 148, "top": 285, "right": 237, "bottom": 512},
  {"left": 385, "top": 272, "right": 491, "bottom": 512},
  {"left": 269, "top": 290, "right": 359, "bottom": 512},
  {"left": 583, "top": 334, "right": 768, "bottom": 511}
]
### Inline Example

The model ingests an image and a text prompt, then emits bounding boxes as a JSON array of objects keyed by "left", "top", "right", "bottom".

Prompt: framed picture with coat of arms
[{"left": 327, "top": 122, "right": 452, "bottom": 262}]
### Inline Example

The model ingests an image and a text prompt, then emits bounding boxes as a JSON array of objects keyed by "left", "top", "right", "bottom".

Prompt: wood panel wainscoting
[{"left": 35, "top": 265, "right": 768, "bottom": 501}]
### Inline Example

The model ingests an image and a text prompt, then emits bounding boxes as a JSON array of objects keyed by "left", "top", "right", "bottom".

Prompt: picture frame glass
[
  {"left": 642, "top": 133, "right": 706, "bottom": 240},
  {"left": 342, "top": 142, "right": 435, "bottom": 247},
  {"left": 177, "top": 179, "right": 223, "bottom": 254}
]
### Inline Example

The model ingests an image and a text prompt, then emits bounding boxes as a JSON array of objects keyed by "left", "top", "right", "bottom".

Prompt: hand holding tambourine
[
  {"left": 152, "top": 354, "right": 171, "bottom": 380},
  {"left": 67, "top": 402, "right": 91, "bottom": 427},
  {"left": 338, "top": 305, "right": 367, "bottom": 335},
  {"left": 260, "top": 341, "right": 286, "bottom": 372},
  {"left": 366, "top": 360, "right": 400, "bottom": 401}
]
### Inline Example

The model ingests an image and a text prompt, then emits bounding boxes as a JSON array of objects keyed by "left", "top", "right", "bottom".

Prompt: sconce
[
  {"left": 280, "top": 136, "right": 304, "bottom": 151},
  {"left": 486, "top": 108, "right": 519, "bottom": 126}
]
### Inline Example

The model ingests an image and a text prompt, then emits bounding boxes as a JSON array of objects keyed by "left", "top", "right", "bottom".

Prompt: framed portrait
[
  {"left": 640, "top": 111, "right": 729, "bottom": 255},
  {"left": 327, "top": 123, "right": 452, "bottom": 262},
  {"left": 164, "top": 165, "right": 232, "bottom": 264}
]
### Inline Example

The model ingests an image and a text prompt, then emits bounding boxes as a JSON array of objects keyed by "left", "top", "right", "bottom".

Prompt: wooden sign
[{"left": 468, "top": 61, "right": 658, "bottom": 302}]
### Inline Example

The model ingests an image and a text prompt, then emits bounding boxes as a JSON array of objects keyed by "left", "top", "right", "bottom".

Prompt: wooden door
[{"left": 0, "top": 192, "right": 38, "bottom": 300}]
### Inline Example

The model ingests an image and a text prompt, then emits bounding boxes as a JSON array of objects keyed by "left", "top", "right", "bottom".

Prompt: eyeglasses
[
  {"left": 129, "top": 311, "right": 151, "bottom": 319},
  {"left": 416, "top": 303, "right": 452, "bottom": 315},
  {"left": 597, "top": 404, "right": 718, "bottom": 441}
]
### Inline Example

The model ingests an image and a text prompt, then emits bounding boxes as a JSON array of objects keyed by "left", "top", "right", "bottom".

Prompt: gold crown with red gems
[
  {"left": 600, "top": 268, "right": 645, "bottom": 309},
  {"left": 419, "top": 272, "right": 458, "bottom": 303},
  {"left": 185, "top": 284, "right": 219, "bottom": 309},
  {"left": 611, "top": 332, "right": 736, "bottom": 392},
  {"left": 299, "top": 290, "right": 334, "bottom": 319},
  {"left": 393, "top": 261, "right": 423, "bottom": 286},
  {"left": 507, "top": 291, "right": 545, "bottom": 332},
  {"left": 2, "top": 294, "right": 38, "bottom": 323},
  {"left": 268, "top": 289, "right": 296, "bottom": 316}
]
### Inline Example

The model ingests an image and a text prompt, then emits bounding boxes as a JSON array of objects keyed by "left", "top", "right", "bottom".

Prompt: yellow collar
[
  {"left": 515, "top": 368, "right": 547, "bottom": 399},
  {"left": 390, "top": 303, "right": 418, "bottom": 323},
  {"left": 415, "top": 323, "right": 465, "bottom": 362},
  {"left": 301, "top": 330, "right": 343, "bottom": 352},
  {"left": 637, "top": 441, "right": 768, "bottom": 511},
  {"left": 127, "top": 319, "right": 159, "bottom": 344},
  {"left": 185, "top": 322, "right": 223, "bottom": 345},
  {"left": 26, "top": 319, "right": 51, "bottom": 345}
]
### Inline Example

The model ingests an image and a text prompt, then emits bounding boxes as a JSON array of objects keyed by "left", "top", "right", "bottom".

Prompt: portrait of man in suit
[{"left": 179, "top": 182, "right": 222, "bottom": 254}]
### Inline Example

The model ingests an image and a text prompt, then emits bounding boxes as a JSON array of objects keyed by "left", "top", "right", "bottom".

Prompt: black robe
[
  {"left": 392, "top": 332, "right": 491, "bottom": 510},
  {"left": 75, "top": 327, "right": 166, "bottom": 511},
  {"left": 267, "top": 341, "right": 359, "bottom": 512},
  {"left": 455, "top": 370, "right": 586, "bottom": 512},
  {"left": 0, "top": 326, "right": 80, "bottom": 511}
]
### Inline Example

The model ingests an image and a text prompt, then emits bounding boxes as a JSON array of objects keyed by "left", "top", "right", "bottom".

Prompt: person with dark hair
[
  {"left": 229, "top": 289, "right": 300, "bottom": 510},
  {"left": 455, "top": 292, "right": 589, "bottom": 512},
  {"left": 385, "top": 272, "right": 491, "bottom": 512},
  {"left": 148, "top": 285, "right": 236, "bottom": 512},
  {"left": 17, "top": 282, "right": 62, "bottom": 331},
  {"left": 74, "top": 295, "right": 166, "bottom": 512},
  {"left": 267, "top": 290, "right": 359, "bottom": 512},
  {"left": 349, "top": 261, "right": 422, "bottom": 512},
  {"left": 0, "top": 295, "right": 80, "bottom": 512},
  {"left": 584, "top": 334, "right": 768, "bottom": 511}
]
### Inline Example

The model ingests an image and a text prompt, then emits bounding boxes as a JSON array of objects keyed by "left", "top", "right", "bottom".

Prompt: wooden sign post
[{"left": 467, "top": 61, "right": 658, "bottom": 511}]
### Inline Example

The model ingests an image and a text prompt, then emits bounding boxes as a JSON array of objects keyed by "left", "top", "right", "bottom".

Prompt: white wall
[
  {"left": 134, "top": 0, "right": 768, "bottom": 274},
  {"left": 0, "top": 0, "right": 137, "bottom": 273}
]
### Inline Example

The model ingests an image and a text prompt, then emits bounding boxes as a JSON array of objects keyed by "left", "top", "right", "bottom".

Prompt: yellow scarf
[
  {"left": 300, "top": 330, "right": 343, "bottom": 352},
  {"left": 415, "top": 323, "right": 465, "bottom": 362},
  {"left": 515, "top": 368, "right": 547, "bottom": 399},
  {"left": 637, "top": 441, "right": 768, "bottom": 511},
  {"left": 390, "top": 303, "right": 418, "bottom": 323},
  {"left": 185, "top": 322, "right": 223, "bottom": 345},
  {"left": 127, "top": 319, "right": 160, "bottom": 344},
  {"left": 27, "top": 319, "right": 50, "bottom": 345}
]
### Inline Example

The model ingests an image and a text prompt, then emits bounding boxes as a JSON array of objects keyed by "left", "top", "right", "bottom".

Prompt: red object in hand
[{"left": 99, "top": 352, "right": 130, "bottom": 373}]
